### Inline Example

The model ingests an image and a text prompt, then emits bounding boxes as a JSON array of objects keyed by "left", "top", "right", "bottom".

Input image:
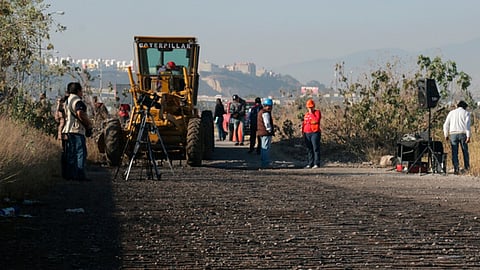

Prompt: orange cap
[{"left": 306, "top": 99, "right": 315, "bottom": 108}]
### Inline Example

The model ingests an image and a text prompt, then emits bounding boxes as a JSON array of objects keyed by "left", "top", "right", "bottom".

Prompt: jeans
[
  {"left": 450, "top": 133, "right": 469, "bottom": 171},
  {"left": 65, "top": 133, "right": 87, "bottom": 180},
  {"left": 260, "top": 135, "right": 272, "bottom": 167},
  {"left": 233, "top": 118, "right": 244, "bottom": 143},
  {"left": 304, "top": 132, "right": 321, "bottom": 166},
  {"left": 215, "top": 117, "right": 225, "bottom": 140},
  {"left": 249, "top": 128, "right": 260, "bottom": 153}
]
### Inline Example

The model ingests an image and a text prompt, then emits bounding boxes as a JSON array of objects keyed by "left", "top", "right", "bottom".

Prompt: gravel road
[{"left": 1, "top": 140, "right": 480, "bottom": 269}]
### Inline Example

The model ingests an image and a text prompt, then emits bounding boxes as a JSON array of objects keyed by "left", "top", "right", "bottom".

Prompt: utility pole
[
  {"left": 99, "top": 59, "right": 103, "bottom": 91},
  {"left": 39, "top": 11, "right": 64, "bottom": 97}
]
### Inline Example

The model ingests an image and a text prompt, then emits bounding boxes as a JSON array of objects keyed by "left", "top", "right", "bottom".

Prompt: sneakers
[
  {"left": 234, "top": 142, "right": 239, "bottom": 146},
  {"left": 239, "top": 142, "right": 244, "bottom": 146},
  {"left": 304, "top": 165, "right": 319, "bottom": 169},
  {"left": 312, "top": 165, "right": 319, "bottom": 169},
  {"left": 304, "top": 165, "right": 311, "bottom": 169}
]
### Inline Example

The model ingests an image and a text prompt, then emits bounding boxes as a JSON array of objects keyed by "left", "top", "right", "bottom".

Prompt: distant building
[
  {"left": 46, "top": 56, "right": 133, "bottom": 72},
  {"left": 199, "top": 61, "right": 222, "bottom": 73},
  {"left": 256, "top": 67, "right": 267, "bottom": 77},
  {"left": 301, "top": 86, "right": 319, "bottom": 95},
  {"left": 233, "top": 62, "right": 256, "bottom": 76}
]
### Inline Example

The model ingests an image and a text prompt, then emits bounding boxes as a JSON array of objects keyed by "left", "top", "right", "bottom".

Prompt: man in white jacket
[{"left": 443, "top": 100, "right": 471, "bottom": 174}]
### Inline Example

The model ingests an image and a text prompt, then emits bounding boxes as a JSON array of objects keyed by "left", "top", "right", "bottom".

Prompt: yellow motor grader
[{"left": 98, "top": 36, "right": 214, "bottom": 167}]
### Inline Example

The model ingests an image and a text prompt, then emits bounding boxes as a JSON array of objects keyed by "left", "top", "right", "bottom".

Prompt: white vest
[{"left": 62, "top": 94, "right": 85, "bottom": 135}]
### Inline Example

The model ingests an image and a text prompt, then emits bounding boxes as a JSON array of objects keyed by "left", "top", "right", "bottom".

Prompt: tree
[
  {"left": 0, "top": 0, "right": 65, "bottom": 135},
  {"left": 332, "top": 55, "right": 473, "bottom": 160},
  {"left": 417, "top": 55, "right": 474, "bottom": 108},
  {"left": 1, "top": 1, "right": 53, "bottom": 94}
]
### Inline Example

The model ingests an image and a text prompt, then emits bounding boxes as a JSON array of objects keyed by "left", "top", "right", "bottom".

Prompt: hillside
[
  {"left": 274, "top": 37, "right": 480, "bottom": 92},
  {"left": 199, "top": 70, "right": 303, "bottom": 98}
]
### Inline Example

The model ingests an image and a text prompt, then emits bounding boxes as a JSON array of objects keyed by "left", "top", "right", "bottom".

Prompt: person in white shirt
[{"left": 443, "top": 100, "right": 471, "bottom": 174}]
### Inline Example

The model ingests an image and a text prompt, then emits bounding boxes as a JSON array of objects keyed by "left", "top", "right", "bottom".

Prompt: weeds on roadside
[{"left": 0, "top": 116, "right": 61, "bottom": 200}]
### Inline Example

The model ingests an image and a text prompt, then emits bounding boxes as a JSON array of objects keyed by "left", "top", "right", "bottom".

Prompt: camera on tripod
[
  {"left": 138, "top": 93, "right": 161, "bottom": 109},
  {"left": 117, "top": 92, "right": 168, "bottom": 181}
]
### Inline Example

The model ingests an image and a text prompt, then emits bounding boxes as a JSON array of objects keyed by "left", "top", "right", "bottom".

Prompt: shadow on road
[
  {"left": 204, "top": 139, "right": 298, "bottom": 170},
  {"left": 0, "top": 166, "right": 122, "bottom": 269}
]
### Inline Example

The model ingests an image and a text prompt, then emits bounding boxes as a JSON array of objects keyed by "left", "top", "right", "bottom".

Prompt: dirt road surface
[{"left": 2, "top": 140, "right": 480, "bottom": 269}]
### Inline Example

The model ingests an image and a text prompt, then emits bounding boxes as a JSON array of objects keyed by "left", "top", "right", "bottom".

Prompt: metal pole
[
  {"left": 40, "top": 11, "right": 64, "bottom": 96},
  {"left": 39, "top": 35, "right": 42, "bottom": 95}
]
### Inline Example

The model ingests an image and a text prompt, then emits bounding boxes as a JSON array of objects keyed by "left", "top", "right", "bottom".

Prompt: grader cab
[{"left": 99, "top": 36, "right": 214, "bottom": 167}]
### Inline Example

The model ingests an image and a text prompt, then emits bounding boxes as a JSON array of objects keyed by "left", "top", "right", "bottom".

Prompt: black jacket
[{"left": 214, "top": 103, "right": 225, "bottom": 119}]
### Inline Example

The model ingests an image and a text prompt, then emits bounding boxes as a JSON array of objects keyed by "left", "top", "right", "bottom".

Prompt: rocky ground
[{"left": 1, "top": 140, "right": 480, "bottom": 269}]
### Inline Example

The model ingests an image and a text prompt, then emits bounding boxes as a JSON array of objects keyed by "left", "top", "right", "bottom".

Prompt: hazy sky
[{"left": 45, "top": 0, "right": 480, "bottom": 69}]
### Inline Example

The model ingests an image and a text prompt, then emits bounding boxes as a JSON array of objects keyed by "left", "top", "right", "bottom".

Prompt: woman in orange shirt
[{"left": 302, "top": 99, "right": 321, "bottom": 169}]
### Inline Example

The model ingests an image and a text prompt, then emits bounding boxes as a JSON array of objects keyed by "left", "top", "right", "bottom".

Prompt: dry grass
[
  {"left": 0, "top": 116, "right": 63, "bottom": 200},
  {"left": 469, "top": 140, "right": 480, "bottom": 175},
  {"left": 0, "top": 115, "right": 107, "bottom": 200},
  {"left": 86, "top": 136, "right": 104, "bottom": 164},
  {"left": 442, "top": 135, "right": 480, "bottom": 176}
]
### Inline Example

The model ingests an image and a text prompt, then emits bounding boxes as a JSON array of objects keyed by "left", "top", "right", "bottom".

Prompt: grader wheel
[
  {"left": 186, "top": 118, "right": 203, "bottom": 166},
  {"left": 103, "top": 119, "right": 124, "bottom": 166},
  {"left": 201, "top": 110, "right": 214, "bottom": 160}
]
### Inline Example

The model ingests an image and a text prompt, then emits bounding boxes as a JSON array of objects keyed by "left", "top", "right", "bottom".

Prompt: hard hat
[
  {"left": 167, "top": 61, "right": 176, "bottom": 69},
  {"left": 232, "top": 94, "right": 239, "bottom": 100},
  {"left": 263, "top": 98, "right": 273, "bottom": 106},
  {"left": 306, "top": 99, "right": 315, "bottom": 108}
]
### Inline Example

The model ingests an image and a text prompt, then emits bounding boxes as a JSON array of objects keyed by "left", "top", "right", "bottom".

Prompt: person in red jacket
[
  {"left": 118, "top": 103, "right": 131, "bottom": 126},
  {"left": 302, "top": 99, "right": 321, "bottom": 169}
]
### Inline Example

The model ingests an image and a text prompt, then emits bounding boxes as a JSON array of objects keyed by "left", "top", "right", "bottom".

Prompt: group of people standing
[
  {"left": 215, "top": 94, "right": 322, "bottom": 169},
  {"left": 214, "top": 93, "right": 473, "bottom": 174},
  {"left": 55, "top": 80, "right": 472, "bottom": 176},
  {"left": 214, "top": 95, "right": 275, "bottom": 167}
]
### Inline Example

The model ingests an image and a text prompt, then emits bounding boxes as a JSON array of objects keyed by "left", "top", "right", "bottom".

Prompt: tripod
[
  {"left": 114, "top": 99, "right": 173, "bottom": 181},
  {"left": 408, "top": 107, "right": 445, "bottom": 174}
]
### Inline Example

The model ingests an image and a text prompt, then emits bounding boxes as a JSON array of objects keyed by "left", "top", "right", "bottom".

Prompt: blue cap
[{"left": 263, "top": 98, "right": 273, "bottom": 106}]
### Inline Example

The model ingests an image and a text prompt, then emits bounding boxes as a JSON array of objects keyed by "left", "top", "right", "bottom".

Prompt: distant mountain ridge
[{"left": 273, "top": 37, "right": 480, "bottom": 90}]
